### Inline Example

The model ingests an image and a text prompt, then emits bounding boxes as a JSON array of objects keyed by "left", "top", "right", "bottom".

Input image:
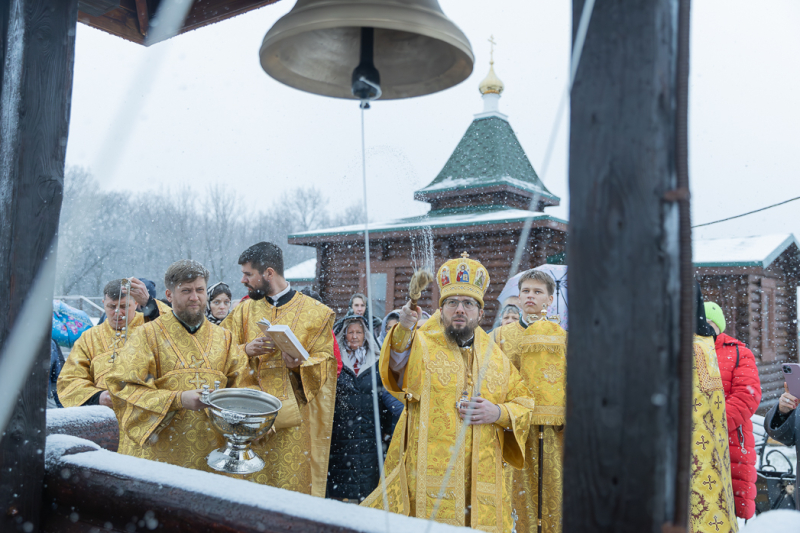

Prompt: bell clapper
[{"left": 351, "top": 27, "right": 382, "bottom": 108}]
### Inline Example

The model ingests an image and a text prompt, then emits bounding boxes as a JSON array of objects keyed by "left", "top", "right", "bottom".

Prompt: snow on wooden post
[
  {"left": 0, "top": 0, "right": 79, "bottom": 530},
  {"left": 564, "top": 1, "right": 683, "bottom": 531}
]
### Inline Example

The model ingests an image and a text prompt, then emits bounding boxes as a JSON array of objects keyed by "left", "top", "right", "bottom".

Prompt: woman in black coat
[
  {"left": 764, "top": 382, "right": 800, "bottom": 510},
  {"left": 327, "top": 315, "right": 394, "bottom": 502}
]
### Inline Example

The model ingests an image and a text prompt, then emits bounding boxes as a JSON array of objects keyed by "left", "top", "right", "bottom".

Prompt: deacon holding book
[
  {"left": 362, "top": 253, "right": 535, "bottom": 531},
  {"left": 106, "top": 260, "right": 256, "bottom": 472},
  {"left": 221, "top": 242, "right": 337, "bottom": 497},
  {"left": 492, "top": 270, "right": 567, "bottom": 533}
]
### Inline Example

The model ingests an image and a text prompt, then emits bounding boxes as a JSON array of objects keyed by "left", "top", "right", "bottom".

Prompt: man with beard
[
  {"left": 106, "top": 260, "right": 256, "bottom": 473},
  {"left": 221, "top": 242, "right": 336, "bottom": 497},
  {"left": 361, "top": 253, "right": 534, "bottom": 531}
]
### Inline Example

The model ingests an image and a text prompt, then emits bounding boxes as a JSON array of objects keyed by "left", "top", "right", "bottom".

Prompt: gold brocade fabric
[
  {"left": 493, "top": 320, "right": 567, "bottom": 533},
  {"left": 58, "top": 313, "right": 145, "bottom": 407},
  {"left": 362, "top": 311, "right": 535, "bottom": 532},
  {"left": 220, "top": 293, "right": 336, "bottom": 497},
  {"left": 690, "top": 335, "right": 738, "bottom": 533},
  {"left": 106, "top": 312, "right": 256, "bottom": 474}
]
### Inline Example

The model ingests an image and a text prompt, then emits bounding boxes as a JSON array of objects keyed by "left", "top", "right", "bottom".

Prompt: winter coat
[
  {"left": 327, "top": 316, "right": 394, "bottom": 501},
  {"left": 763, "top": 405, "right": 800, "bottom": 511},
  {"left": 334, "top": 311, "right": 381, "bottom": 339},
  {"left": 714, "top": 333, "right": 762, "bottom": 519}
]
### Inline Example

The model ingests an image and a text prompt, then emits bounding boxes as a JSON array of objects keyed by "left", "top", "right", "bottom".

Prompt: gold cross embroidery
[
  {"left": 702, "top": 475, "right": 716, "bottom": 491},
  {"left": 461, "top": 251, "right": 470, "bottom": 259},
  {"left": 696, "top": 435, "right": 709, "bottom": 451},
  {"left": 541, "top": 363, "right": 563, "bottom": 384},
  {"left": 708, "top": 516, "right": 723, "bottom": 531},
  {"left": 187, "top": 355, "right": 207, "bottom": 389}
]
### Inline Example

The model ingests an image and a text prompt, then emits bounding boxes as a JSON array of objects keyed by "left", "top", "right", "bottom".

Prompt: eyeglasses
[{"left": 443, "top": 298, "right": 479, "bottom": 311}]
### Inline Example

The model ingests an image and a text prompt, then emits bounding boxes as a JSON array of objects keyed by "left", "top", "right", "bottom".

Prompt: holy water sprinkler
[{"left": 352, "top": 27, "right": 382, "bottom": 109}]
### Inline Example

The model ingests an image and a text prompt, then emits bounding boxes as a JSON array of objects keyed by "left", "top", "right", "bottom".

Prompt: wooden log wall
[
  {"left": 314, "top": 227, "right": 566, "bottom": 328},
  {"left": 0, "top": 1, "right": 79, "bottom": 531}
]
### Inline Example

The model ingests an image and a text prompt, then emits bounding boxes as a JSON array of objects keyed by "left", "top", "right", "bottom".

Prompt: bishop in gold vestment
[
  {"left": 493, "top": 318, "right": 566, "bottom": 533},
  {"left": 363, "top": 254, "right": 534, "bottom": 532},
  {"left": 690, "top": 334, "right": 737, "bottom": 533},
  {"left": 221, "top": 290, "right": 336, "bottom": 497},
  {"left": 106, "top": 310, "right": 256, "bottom": 472}
]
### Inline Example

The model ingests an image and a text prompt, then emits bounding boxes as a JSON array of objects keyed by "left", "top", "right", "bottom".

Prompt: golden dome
[{"left": 479, "top": 61, "right": 504, "bottom": 95}]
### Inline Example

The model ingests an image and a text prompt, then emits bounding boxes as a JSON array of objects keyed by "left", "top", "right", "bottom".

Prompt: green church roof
[{"left": 414, "top": 115, "right": 559, "bottom": 205}]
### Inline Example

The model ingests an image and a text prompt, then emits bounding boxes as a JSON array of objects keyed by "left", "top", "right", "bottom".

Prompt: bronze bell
[{"left": 259, "top": 0, "right": 474, "bottom": 102}]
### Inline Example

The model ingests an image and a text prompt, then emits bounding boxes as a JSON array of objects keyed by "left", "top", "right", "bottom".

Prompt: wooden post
[
  {"left": 564, "top": 1, "right": 682, "bottom": 532},
  {"left": 0, "top": 0, "right": 79, "bottom": 530}
]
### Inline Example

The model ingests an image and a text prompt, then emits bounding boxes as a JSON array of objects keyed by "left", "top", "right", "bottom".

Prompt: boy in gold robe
[
  {"left": 58, "top": 277, "right": 162, "bottom": 408},
  {"left": 691, "top": 287, "right": 737, "bottom": 532},
  {"left": 492, "top": 270, "right": 567, "bottom": 533},
  {"left": 221, "top": 242, "right": 336, "bottom": 497},
  {"left": 362, "top": 253, "right": 534, "bottom": 532},
  {"left": 106, "top": 260, "right": 256, "bottom": 473}
]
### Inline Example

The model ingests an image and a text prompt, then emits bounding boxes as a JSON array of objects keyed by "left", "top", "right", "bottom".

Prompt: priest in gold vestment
[
  {"left": 221, "top": 242, "right": 336, "bottom": 497},
  {"left": 59, "top": 277, "right": 166, "bottom": 408},
  {"left": 362, "top": 254, "right": 534, "bottom": 532},
  {"left": 690, "top": 289, "right": 737, "bottom": 533},
  {"left": 493, "top": 270, "right": 567, "bottom": 533},
  {"left": 106, "top": 260, "right": 256, "bottom": 473}
]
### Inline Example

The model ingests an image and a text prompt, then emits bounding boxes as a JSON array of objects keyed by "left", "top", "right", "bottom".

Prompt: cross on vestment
[
  {"left": 714, "top": 397, "right": 723, "bottom": 410},
  {"left": 693, "top": 398, "right": 702, "bottom": 412},
  {"left": 696, "top": 435, "right": 709, "bottom": 451},
  {"left": 708, "top": 515, "right": 724, "bottom": 531},
  {"left": 702, "top": 475, "right": 717, "bottom": 490},
  {"left": 188, "top": 355, "right": 208, "bottom": 388}
]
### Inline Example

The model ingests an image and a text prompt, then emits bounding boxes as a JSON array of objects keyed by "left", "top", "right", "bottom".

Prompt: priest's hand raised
[
  {"left": 459, "top": 396, "right": 502, "bottom": 425},
  {"left": 180, "top": 390, "right": 205, "bottom": 411},
  {"left": 399, "top": 301, "right": 422, "bottom": 330},
  {"left": 245, "top": 336, "right": 277, "bottom": 357}
]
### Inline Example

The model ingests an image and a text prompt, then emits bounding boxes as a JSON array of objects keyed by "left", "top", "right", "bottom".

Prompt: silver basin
[{"left": 201, "top": 386, "right": 281, "bottom": 475}]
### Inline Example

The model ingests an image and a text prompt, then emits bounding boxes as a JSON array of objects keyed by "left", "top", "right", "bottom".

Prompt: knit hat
[
  {"left": 437, "top": 252, "right": 490, "bottom": 308},
  {"left": 703, "top": 301, "right": 726, "bottom": 333}
]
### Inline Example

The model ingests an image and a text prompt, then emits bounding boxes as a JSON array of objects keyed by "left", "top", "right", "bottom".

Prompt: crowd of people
[{"left": 53, "top": 240, "right": 780, "bottom": 531}]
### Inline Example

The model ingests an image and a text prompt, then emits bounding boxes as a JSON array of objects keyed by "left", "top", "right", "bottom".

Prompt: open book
[{"left": 256, "top": 319, "right": 309, "bottom": 361}]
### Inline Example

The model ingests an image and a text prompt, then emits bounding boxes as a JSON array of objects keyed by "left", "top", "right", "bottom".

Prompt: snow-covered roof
[
  {"left": 284, "top": 258, "right": 316, "bottom": 282},
  {"left": 693, "top": 233, "right": 799, "bottom": 268},
  {"left": 290, "top": 208, "right": 567, "bottom": 240}
]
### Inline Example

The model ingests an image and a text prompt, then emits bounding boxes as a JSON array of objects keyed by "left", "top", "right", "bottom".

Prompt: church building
[{"left": 288, "top": 59, "right": 568, "bottom": 326}]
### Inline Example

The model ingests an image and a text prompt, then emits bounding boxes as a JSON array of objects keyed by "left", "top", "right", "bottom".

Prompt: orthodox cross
[
  {"left": 708, "top": 516, "right": 724, "bottom": 531},
  {"left": 488, "top": 35, "right": 496, "bottom": 64},
  {"left": 702, "top": 475, "right": 716, "bottom": 491},
  {"left": 461, "top": 251, "right": 470, "bottom": 259},
  {"left": 695, "top": 435, "right": 709, "bottom": 451},
  {"left": 188, "top": 354, "right": 208, "bottom": 388}
]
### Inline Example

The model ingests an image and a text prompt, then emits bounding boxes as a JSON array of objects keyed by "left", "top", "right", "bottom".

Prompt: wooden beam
[
  {"left": 134, "top": 0, "right": 149, "bottom": 36},
  {"left": 0, "top": 0, "right": 79, "bottom": 530},
  {"left": 564, "top": 1, "right": 681, "bottom": 531}
]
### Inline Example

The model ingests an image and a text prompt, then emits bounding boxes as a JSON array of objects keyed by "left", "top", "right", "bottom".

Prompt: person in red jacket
[{"left": 704, "top": 301, "right": 762, "bottom": 520}]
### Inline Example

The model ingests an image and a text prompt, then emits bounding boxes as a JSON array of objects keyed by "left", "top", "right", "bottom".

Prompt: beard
[
  {"left": 247, "top": 278, "right": 271, "bottom": 301},
  {"left": 175, "top": 306, "right": 205, "bottom": 328},
  {"left": 441, "top": 314, "right": 479, "bottom": 345}
]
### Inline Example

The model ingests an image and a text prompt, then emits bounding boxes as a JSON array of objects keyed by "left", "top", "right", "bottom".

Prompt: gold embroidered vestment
[
  {"left": 690, "top": 335, "right": 737, "bottom": 533},
  {"left": 106, "top": 312, "right": 256, "bottom": 473},
  {"left": 220, "top": 293, "right": 336, "bottom": 497},
  {"left": 362, "top": 312, "right": 534, "bottom": 532},
  {"left": 493, "top": 319, "right": 567, "bottom": 533},
  {"left": 58, "top": 312, "right": 146, "bottom": 407}
]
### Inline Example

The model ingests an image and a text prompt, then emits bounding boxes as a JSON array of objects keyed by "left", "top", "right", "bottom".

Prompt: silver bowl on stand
[{"left": 201, "top": 383, "right": 282, "bottom": 475}]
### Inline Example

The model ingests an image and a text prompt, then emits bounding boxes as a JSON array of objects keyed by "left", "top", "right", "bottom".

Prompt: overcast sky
[{"left": 65, "top": 0, "right": 800, "bottom": 251}]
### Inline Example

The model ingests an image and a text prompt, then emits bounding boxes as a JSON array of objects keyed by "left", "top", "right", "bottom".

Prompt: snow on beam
[
  {"left": 46, "top": 406, "right": 119, "bottom": 452},
  {"left": 43, "top": 434, "right": 470, "bottom": 533}
]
